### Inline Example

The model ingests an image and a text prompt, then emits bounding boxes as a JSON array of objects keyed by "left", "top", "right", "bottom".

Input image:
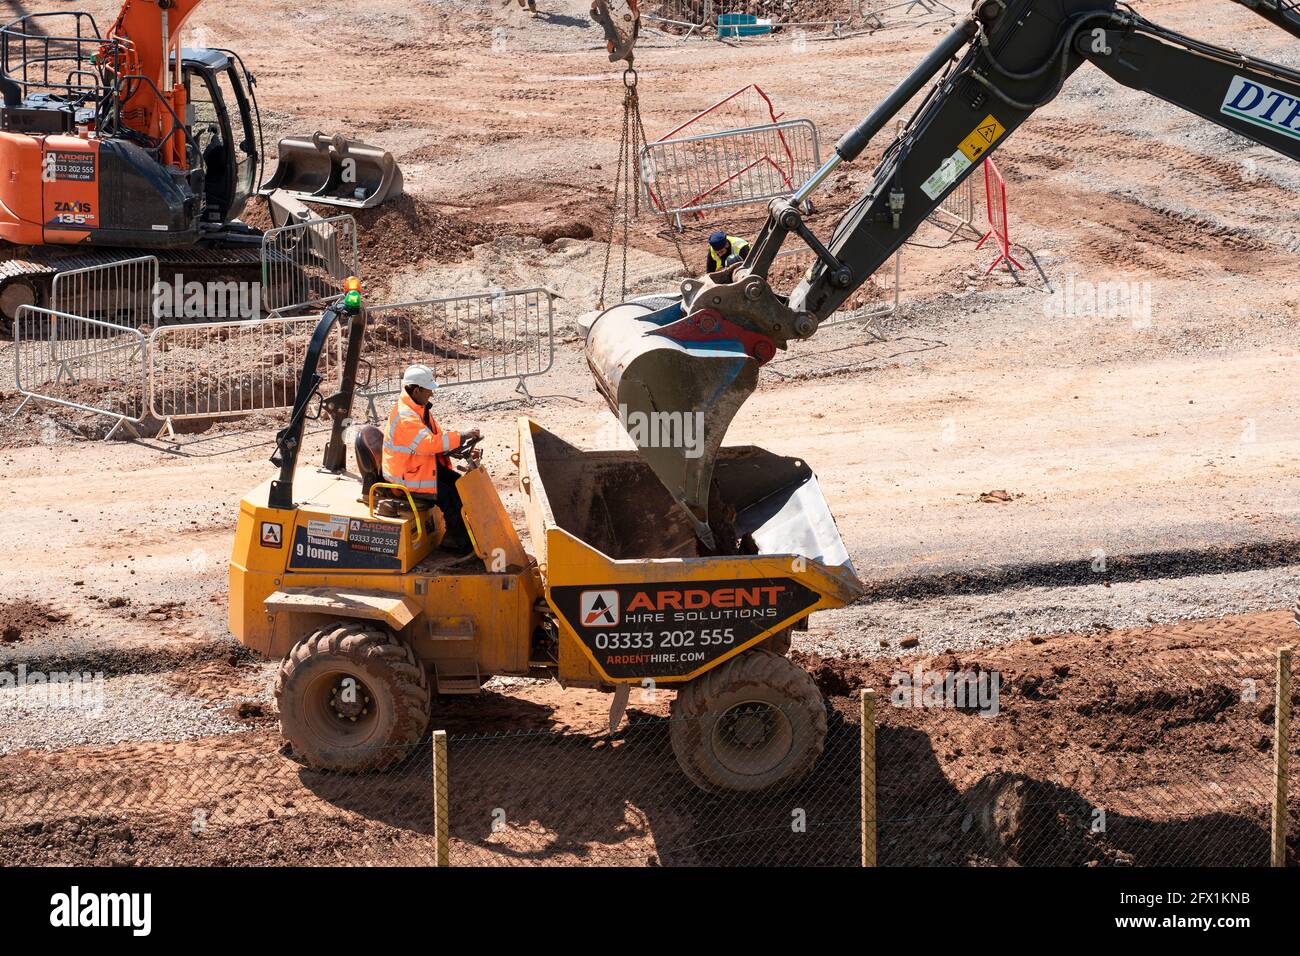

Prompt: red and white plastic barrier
[{"left": 974, "top": 157, "right": 1023, "bottom": 275}]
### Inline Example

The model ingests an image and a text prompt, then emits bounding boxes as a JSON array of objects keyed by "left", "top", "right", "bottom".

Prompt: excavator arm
[
  {"left": 586, "top": 0, "right": 1300, "bottom": 544},
  {"left": 789, "top": 0, "right": 1300, "bottom": 320},
  {"left": 1231, "top": 0, "right": 1300, "bottom": 40},
  {"left": 591, "top": 0, "right": 640, "bottom": 63},
  {"left": 106, "top": 0, "right": 209, "bottom": 168}
]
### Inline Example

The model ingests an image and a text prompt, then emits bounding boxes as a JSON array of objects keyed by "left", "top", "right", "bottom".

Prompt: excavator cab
[
  {"left": 179, "top": 48, "right": 261, "bottom": 226},
  {"left": 0, "top": 14, "right": 263, "bottom": 246}
]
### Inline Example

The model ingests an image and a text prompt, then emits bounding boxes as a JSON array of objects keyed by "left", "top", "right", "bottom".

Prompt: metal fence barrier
[
  {"left": 655, "top": 83, "right": 785, "bottom": 142},
  {"left": 360, "top": 288, "right": 557, "bottom": 419},
  {"left": 147, "top": 315, "right": 344, "bottom": 437},
  {"left": 11, "top": 305, "right": 148, "bottom": 439},
  {"left": 641, "top": 119, "right": 821, "bottom": 229},
  {"left": 642, "top": 0, "right": 955, "bottom": 36},
  {"left": 930, "top": 172, "right": 979, "bottom": 245},
  {"left": 9, "top": 218, "right": 363, "bottom": 439},
  {"left": 641, "top": 0, "right": 711, "bottom": 33},
  {"left": 260, "top": 214, "right": 360, "bottom": 316},
  {"left": 51, "top": 256, "right": 161, "bottom": 329},
  {"left": 859, "top": 0, "right": 956, "bottom": 30},
  {"left": 12, "top": 286, "right": 551, "bottom": 439}
]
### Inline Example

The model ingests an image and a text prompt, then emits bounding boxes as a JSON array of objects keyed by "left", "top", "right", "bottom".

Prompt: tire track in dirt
[
  {"left": 1017, "top": 118, "right": 1297, "bottom": 205},
  {"left": 1008, "top": 116, "right": 1297, "bottom": 283},
  {"left": 857, "top": 539, "right": 1300, "bottom": 603}
]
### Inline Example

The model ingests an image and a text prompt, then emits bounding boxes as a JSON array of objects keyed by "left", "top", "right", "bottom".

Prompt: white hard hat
[{"left": 402, "top": 365, "right": 438, "bottom": 390}]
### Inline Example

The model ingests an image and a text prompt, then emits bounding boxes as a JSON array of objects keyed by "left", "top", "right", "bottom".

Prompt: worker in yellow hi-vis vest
[{"left": 706, "top": 231, "right": 751, "bottom": 274}]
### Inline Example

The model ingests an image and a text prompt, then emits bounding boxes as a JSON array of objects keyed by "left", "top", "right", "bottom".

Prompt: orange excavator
[
  {"left": 0, "top": 1, "right": 262, "bottom": 321},
  {"left": 0, "top": 1, "right": 399, "bottom": 326}
]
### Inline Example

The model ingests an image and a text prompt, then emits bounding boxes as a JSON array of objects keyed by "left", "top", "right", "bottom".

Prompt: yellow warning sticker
[{"left": 958, "top": 114, "right": 1006, "bottom": 162}]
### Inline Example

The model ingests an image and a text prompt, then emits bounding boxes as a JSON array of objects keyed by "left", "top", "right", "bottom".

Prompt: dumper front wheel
[
  {"left": 276, "top": 622, "right": 431, "bottom": 772},
  {"left": 761, "top": 627, "right": 793, "bottom": 657},
  {"left": 670, "top": 650, "right": 826, "bottom": 793}
]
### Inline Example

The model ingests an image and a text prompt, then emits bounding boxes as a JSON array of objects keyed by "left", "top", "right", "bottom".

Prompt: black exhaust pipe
[{"left": 0, "top": 73, "right": 20, "bottom": 108}]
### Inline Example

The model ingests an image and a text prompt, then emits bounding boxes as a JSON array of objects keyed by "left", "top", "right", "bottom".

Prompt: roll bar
[{"left": 268, "top": 296, "right": 368, "bottom": 510}]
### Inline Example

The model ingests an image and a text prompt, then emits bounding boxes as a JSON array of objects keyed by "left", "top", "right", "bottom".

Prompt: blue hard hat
[{"left": 708, "top": 230, "right": 728, "bottom": 249}]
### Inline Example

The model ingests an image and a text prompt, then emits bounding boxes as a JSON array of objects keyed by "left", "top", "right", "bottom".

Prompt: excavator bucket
[
  {"left": 261, "top": 132, "right": 403, "bottom": 209},
  {"left": 585, "top": 297, "right": 761, "bottom": 549},
  {"left": 590, "top": 0, "right": 639, "bottom": 63}
]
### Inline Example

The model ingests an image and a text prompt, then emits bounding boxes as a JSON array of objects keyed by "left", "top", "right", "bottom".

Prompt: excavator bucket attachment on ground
[
  {"left": 585, "top": 298, "right": 761, "bottom": 548},
  {"left": 261, "top": 132, "right": 403, "bottom": 209}
]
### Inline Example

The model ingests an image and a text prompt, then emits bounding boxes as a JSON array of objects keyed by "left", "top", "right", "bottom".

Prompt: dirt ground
[
  {"left": 1, "top": 612, "right": 1295, "bottom": 865},
  {"left": 3, "top": 0, "right": 1300, "bottom": 865}
]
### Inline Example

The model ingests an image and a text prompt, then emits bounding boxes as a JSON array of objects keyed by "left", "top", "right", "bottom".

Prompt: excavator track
[{"left": 0, "top": 243, "right": 270, "bottom": 334}]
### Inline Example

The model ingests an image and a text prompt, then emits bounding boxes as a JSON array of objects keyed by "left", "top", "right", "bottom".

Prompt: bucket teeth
[
  {"left": 585, "top": 299, "right": 760, "bottom": 547},
  {"left": 261, "top": 132, "right": 403, "bottom": 209}
]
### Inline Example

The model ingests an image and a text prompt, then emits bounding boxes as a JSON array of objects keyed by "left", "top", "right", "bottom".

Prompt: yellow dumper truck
[{"left": 229, "top": 291, "right": 862, "bottom": 792}]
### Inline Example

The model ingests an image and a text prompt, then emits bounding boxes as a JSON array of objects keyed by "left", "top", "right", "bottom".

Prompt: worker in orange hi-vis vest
[{"left": 382, "top": 365, "right": 480, "bottom": 552}]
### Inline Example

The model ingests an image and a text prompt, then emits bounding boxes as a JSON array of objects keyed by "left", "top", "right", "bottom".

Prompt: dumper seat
[{"left": 354, "top": 423, "right": 442, "bottom": 518}]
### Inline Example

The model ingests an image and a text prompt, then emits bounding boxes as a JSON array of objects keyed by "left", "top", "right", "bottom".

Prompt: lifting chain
[{"left": 598, "top": 66, "right": 690, "bottom": 310}]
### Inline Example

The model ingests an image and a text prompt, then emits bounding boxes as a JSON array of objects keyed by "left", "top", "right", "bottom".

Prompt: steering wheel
[{"left": 447, "top": 432, "right": 483, "bottom": 465}]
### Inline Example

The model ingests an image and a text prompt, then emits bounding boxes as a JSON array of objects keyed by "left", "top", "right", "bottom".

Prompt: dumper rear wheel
[
  {"left": 275, "top": 622, "right": 431, "bottom": 772},
  {"left": 670, "top": 649, "right": 826, "bottom": 793}
]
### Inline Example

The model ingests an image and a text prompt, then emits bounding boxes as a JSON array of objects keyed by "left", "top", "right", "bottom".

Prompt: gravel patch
[
  {"left": 0, "top": 672, "right": 248, "bottom": 753},
  {"left": 803, "top": 564, "right": 1300, "bottom": 658}
]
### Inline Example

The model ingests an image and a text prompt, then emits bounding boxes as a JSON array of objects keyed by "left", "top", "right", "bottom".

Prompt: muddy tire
[
  {"left": 760, "top": 627, "right": 793, "bottom": 657},
  {"left": 275, "top": 622, "right": 431, "bottom": 772},
  {"left": 670, "top": 649, "right": 826, "bottom": 793}
]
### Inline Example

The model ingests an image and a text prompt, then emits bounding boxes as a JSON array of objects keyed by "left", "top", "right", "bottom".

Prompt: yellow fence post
[
  {"left": 1273, "top": 648, "right": 1292, "bottom": 868},
  {"left": 861, "top": 687, "right": 876, "bottom": 867},
  {"left": 432, "top": 729, "right": 450, "bottom": 867}
]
